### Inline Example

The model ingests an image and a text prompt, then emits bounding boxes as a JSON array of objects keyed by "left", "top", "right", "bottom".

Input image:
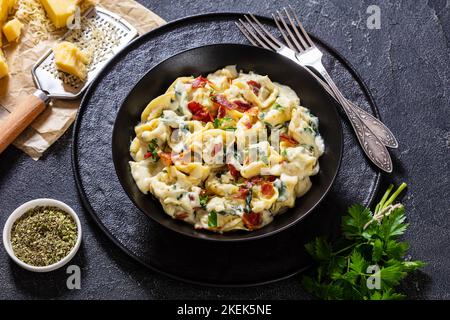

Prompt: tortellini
[{"left": 129, "top": 66, "right": 324, "bottom": 233}]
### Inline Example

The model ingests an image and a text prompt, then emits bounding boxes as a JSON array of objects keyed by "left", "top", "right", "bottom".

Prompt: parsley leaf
[
  {"left": 379, "top": 206, "right": 408, "bottom": 241},
  {"left": 208, "top": 210, "right": 217, "bottom": 227},
  {"left": 213, "top": 116, "right": 233, "bottom": 128},
  {"left": 199, "top": 194, "right": 209, "bottom": 209},
  {"left": 342, "top": 204, "right": 372, "bottom": 238},
  {"left": 213, "top": 118, "right": 221, "bottom": 128},
  {"left": 147, "top": 138, "right": 159, "bottom": 161},
  {"left": 349, "top": 250, "right": 367, "bottom": 274},
  {"left": 273, "top": 103, "right": 284, "bottom": 111},
  {"left": 244, "top": 189, "right": 253, "bottom": 214},
  {"left": 305, "top": 237, "right": 332, "bottom": 262}
]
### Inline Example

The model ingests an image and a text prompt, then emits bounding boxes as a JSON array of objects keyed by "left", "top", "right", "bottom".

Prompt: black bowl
[{"left": 112, "top": 43, "right": 343, "bottom": 242}]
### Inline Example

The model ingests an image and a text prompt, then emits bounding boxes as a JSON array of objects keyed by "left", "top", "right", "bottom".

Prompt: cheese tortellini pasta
[{"left": 129, "top": 66, "right": 324, "bottom": 233}]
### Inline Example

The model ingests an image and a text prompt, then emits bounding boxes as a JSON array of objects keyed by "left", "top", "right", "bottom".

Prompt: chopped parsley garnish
[
  {"left": 309, "top": 120, "right": 318, "bottom": 131},
  {"left": 208, "top": 210, "right": 217, "bottom": 227},
  {"left": 304, "top": 127, "right": 315, "bottom": 135},
  {"left": 199, "top": 194, "right": 209, "bottom": 209},
  {"left": 244, "top": 189, "right": 253, "bottom": 213},
  {"left": 213, "top": 118, "right": 221, "bottom": 128},
  {"left": 260, "top": 154, "right": 269, "bottom": 164},
  {"left": 274, "top": 179, "right": 287, "bottom": 201},
  {"left": 273, "top": 103, "right": 284, "bottom": 111},
  {"left": 176, "top": 106, "right": 184, "bottom": 115},
  {"left": 146, "top": 138, "right": 159, "bottom": 161},
  {"left": 213, "top": 116, "right": 233, "bottom": 128}
]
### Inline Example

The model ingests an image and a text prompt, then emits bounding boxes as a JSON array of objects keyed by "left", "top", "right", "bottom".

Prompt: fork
[
  {"left": 272, "top": 7, "right": 397, "bottom": 149},
  {"left": 236, "top": 12, "right": 395, "bottom": 173}
]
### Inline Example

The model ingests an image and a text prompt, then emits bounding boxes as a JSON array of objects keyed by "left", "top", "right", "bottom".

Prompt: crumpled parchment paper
[{"left": 0, "top": 0, "right": 165, "bottom": 160}]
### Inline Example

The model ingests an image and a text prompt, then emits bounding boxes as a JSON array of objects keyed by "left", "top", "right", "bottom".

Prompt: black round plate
[
  {"left": 72, "top": 13, "right": 380, "bottom": 286},
  {"left": 112, "top": 43, "right": 343, "bottom": 242}
]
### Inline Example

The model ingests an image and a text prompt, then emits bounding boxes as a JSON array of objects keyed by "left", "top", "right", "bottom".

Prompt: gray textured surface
[{"left": 0, "top": 0, "right": 449, "bottom": 299}]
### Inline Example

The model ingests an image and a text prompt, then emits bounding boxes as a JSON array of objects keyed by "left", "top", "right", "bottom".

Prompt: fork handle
[
  {"left": 346, "top": 99, "right": 398, "bottom": 148},
  {"left": 0, "top": 90, "right": 49, "bottom": 154},
  {"left": 320, "top": 72, "right": 393, "bottom": 173},
  {"left": 308, "top": 68, "right": 398, "bottom": 148}
]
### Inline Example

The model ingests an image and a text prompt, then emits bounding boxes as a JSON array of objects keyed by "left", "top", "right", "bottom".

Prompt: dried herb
[{"left": 11, "top": 206, "right": 78, "bottom": 267}]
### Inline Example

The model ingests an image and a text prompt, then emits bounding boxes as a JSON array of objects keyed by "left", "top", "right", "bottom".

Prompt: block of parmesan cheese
[
  {"left": 39, "top": 0, "right": 80, "bottom": 29},
  {"left": 0, "top": 51, "right": 8, "bottom": 79},
  {"left": 0, "top": 0, "right": 16, "bottom": 23},
  {"left": 53, "top": 41, "right": 90, "bottom": 80},
  {"left": 3, "top": 18, "right": 23, "bottom": 42}
]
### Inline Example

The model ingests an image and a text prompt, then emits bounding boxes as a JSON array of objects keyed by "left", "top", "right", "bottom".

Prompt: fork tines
[
  {"left": 235, "top": 14, "right": 283, "bottom": 51},
  {"left": 235, "top": 6, "right": 315, "bottom": 54}
]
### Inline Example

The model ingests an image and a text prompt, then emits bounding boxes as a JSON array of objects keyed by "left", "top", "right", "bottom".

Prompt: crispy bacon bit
[
  {"left": 188, "top": 101, "right": 213, "bottom": 122},
  {"left": 228, "top": 164, "right": 240, "bottom": 180},
  {"left": 188, "top": 194, "right": 195, "bottom": 201},
  {"left": 234, "top": 100, "right": 252, "bottom": 112},
  {"left": 247, "top": 80, "right": 261, "bottom": 95},
  {"left": 212, "top": 94, "right": 236, "bottom": 110},
  {"left": 244, "top": 122, "right": 252, "bottom": 129},
  {"left": 244, "top": 175, "right": 277, "bottom": 188},
  {"left": 191, "top": 76, "right": 209, "bottom": 89},
  {"left": 243, "top": 211, "right": 261, "bottom": 229},
  {"left": 144, "top": 152, "right": 152, "bottom": 159},
  {"left": 158, "top": 151, "right": 173, "bottom": 166},
  {"left": 233, "top": 186, "right": 249, "bottom": 199},
  {"left": 249, "top": 176, "right": 264, "bottom": 185},
  {"left": 217, "top": 105, "right": 227, "bottom": 118},
  {"left": 280, "top": 133, "right": 298, "bottom": 146},
  {"left": 187, "top": 101, "right": 203, "bottom": 113},
  {"left": 175, "top": 212, "right": 189, "bottom": 220},
  {"left": 213, "top": 95, "right": 255, "bottom": 113},
  {"left": 261, "top": 182, "right": 275, "bottom": 198}
]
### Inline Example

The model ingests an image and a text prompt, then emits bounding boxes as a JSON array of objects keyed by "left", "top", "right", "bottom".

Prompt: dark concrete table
[{"left": 0, "top": 0, "right": 448, "bottom": 299}]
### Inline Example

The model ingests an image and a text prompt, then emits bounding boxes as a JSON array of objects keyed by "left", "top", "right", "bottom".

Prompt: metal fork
[
  {"left": 235, "top": 12, "right": 394, "bottom": 173},
  {"left": 273, "top": 7, "right": 397, "bottom": 149}
]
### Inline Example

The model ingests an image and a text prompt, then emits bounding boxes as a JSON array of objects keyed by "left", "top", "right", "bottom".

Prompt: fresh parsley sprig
[{"left": 302, "top": 183, "right": 425, "bottom": 300}]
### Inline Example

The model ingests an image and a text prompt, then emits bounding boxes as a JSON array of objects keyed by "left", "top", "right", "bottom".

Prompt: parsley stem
[
  {"left": 382, "top": 182, "right": 407, "bottom": 210},
  {"left": 375, "top": 184, "right": 394, "bottom": 214},
  {"left": 333, "top": 243, "right": 358, "bottom": 256}
]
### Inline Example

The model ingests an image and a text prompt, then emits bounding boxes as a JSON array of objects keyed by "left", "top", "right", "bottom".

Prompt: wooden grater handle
[{"left": 0, "top": 90, "right": 49, "bottom": 154}]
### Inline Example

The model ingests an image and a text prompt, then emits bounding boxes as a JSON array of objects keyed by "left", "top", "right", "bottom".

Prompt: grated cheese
[
  {"left": 15, "top": 0, "right": 58, "bottom": 43},
  {"left": 14, "top": 0, "right": 97, "bottom": 44}
]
